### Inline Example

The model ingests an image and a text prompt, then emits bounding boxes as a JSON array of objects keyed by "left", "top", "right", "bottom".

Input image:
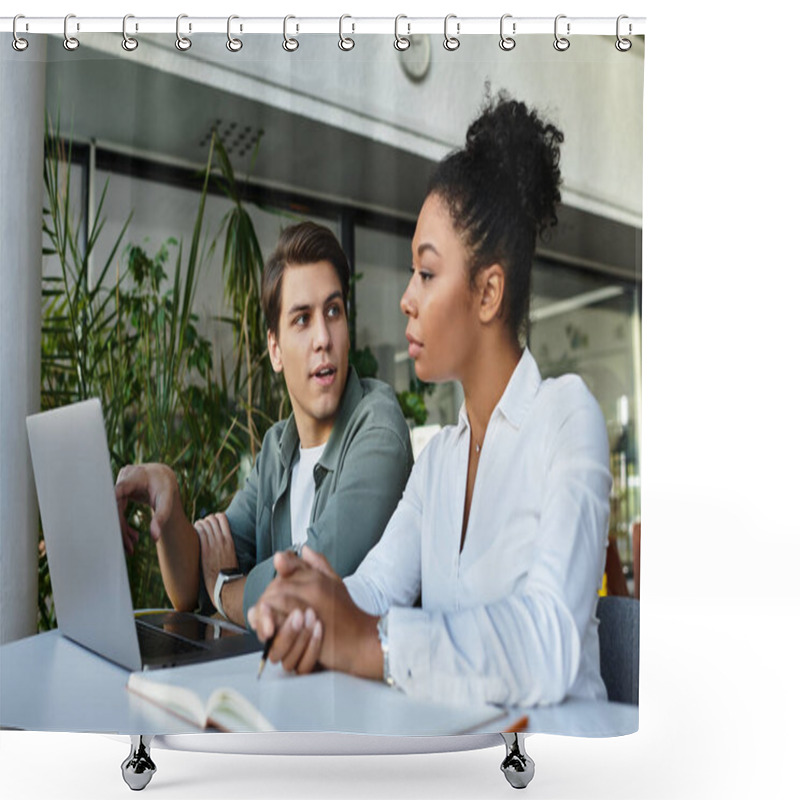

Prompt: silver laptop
[{"left": 26, "top": 398, "right": 261, "bottom": 671}]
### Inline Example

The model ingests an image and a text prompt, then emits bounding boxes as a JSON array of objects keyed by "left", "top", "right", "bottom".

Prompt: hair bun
[
  {"left": 463, "top": 92, "right": 563, "bottom": 238},
  {"left": 425, "top": 91, "right": 565, "bottom": 340}
]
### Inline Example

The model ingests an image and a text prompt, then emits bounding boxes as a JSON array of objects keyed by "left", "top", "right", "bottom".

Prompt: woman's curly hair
[{"left": 427, "top": 90, "right": 564, "bottom": 340}]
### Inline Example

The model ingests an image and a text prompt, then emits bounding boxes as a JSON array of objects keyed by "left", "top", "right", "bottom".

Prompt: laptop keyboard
[{"left": 135, "top": 621, "right": 206, "bottom": 659}]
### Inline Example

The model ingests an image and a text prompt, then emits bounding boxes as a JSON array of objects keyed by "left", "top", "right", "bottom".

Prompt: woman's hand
[
  {"left": 266, "top": 604, "right": 323, "bottom": 675},
  {"left": 247, "top": 549, "right": 324, "bottom": 674},
  {"left": 247, "top": 548, "right": 383, "bottom": 680},
  {"left": 246, "top": 548, "right": 315, "bottom": 643}
]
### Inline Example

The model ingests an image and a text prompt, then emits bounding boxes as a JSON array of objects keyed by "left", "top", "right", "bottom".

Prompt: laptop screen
[{"left": 27, "top": 399, "right": 143, "bottom": 671}]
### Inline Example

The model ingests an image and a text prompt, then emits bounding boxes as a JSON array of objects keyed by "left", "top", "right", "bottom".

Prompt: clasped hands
[{"left": 247, "top": 548, "right": 382, "bottom": 680}]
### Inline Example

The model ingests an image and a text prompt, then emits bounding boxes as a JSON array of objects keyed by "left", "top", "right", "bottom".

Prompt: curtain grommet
[
  {"left": 12, "top": 15, "right": 29, "bottom": 51},
  {"left": 443, "top": 14, "right": 460, "bottom": 51},
  {"left": 283, "top": 15, "right": 299, "bottom": 52},
  {"left": 499, "top": 14, "right": 516, "bottom": 51},
  {"left": 615, "top": 15, "right": 632, "bottom": 52},
  {"left": 226, "top": 15, "right": 243, "bottom": 52},
  {"left": 394, "top": 15, "right": 411, "bottom": 51},
  {"left": 121, "top": 14, "right": 138, "bottom": 52},
  {"left": 63, "top": 13, "right": 80, "bottom": 51},
  {"left": 175, "top": 14, "right": 192, "bottom": 51},
  {"left": 338, "top": 14, "right": 355, "bottom": 51},
  {"left": 553, "top": 14, "right": 570, "bottom": 52}
]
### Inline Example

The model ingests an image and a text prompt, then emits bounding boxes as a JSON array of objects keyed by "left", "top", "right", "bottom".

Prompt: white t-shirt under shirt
[{"left": 290, "top": 442, "right": 327, "bottom": 549}]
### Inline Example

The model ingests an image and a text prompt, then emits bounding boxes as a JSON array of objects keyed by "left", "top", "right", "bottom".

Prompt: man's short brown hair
[{"left": 261, "top": 221, "right": 351, "bottom": 335}]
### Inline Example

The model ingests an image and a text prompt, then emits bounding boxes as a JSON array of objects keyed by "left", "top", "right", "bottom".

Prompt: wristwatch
[
  {"left": 213, "top": 568, "right": 243, "bottom": 621},
  {"left": 376, "top": 613, "right": 396, "bottom": 688}
]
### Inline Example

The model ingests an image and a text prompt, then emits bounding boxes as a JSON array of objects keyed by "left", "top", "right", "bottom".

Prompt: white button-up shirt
[{"left": 344, "top": 349, "right": 612, "bottom": 708}]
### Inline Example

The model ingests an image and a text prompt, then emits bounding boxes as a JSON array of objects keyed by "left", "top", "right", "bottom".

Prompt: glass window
[
  {"left": 529, "top": 260, "right": 641, "bottom": 573},
  {"left": 42, "top": 158, "right": 86, "bottom": 281},
  {"left": 353, "top": 231, "right": 643, "bottom": 555},
  {"left": 93, "top": 167, "right": 338, "bottom": 374},
  {"left": 54, "top": 145, "right": 641, "bottom": 575},
  {"left": 353, "top": 224, "right": 462, "bottom": 430}
]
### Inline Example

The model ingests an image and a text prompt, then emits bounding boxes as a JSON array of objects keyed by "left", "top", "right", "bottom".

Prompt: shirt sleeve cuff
[
  {"left": 343, "top": 574, "right": 382, "bottom": 615},
  {"left": 384, "top": 606, "right": 431, "bottom": 694}
]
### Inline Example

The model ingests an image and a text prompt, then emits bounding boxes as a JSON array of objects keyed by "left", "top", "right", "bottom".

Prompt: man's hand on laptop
[{"left": 115, "top": 463, "right": 181, "bottom": 555}]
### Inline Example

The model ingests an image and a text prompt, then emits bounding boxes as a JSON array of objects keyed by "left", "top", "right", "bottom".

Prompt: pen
[
  {"left": 256, "top": 635, "right": 273, "bottom": 680},
  {"left": 502, "top": 715, "right": 529, "bottom": 734},
  {"left": 256, "top": 545, "right": 303, "bottom": 679}
]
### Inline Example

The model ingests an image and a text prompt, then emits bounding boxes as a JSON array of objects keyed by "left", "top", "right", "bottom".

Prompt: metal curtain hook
[
  {"left": 63, "top": 13, "right": 80, "bottom": 51},
  {"left": 176, "top": 14, "right": 192, "bottom": 51},
  {"left": 499, "top": 14, "right": 516, "bottom": 51},
  {"left": 394, "top": 14, "right": 410, "bottom": 51},
  {"left": 121, "top": 14, "right": 138, "bottom": 51},
  {"left": 553, "top": 14, "right": 570, "bottom": 52},
  {"left": 12, "top": 14, "right": 29, "bottom": 51},
  {"left": 339, "top": 14, "right": 355, "bottom": 51},
  {"left": 227, "top": 15, "right": 243, "bottom": 51},
  {"left": 283, "top": 15, "right": 299, "bottom": 52},
  {"left": 616, "top": 15, "right": 632, "bottom": 52},
  {"left": 443, "top": 14, "right": 460, "bottom": 51}
]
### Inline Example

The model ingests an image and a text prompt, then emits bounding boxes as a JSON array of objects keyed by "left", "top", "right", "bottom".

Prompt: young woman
[{"left": 247, "top": 95, "right": 612, "bottom": 709}]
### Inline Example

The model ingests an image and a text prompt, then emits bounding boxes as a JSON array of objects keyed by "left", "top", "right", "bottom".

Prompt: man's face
[{"left": 267, "top": 261, "right": 350, "bottom": 447}]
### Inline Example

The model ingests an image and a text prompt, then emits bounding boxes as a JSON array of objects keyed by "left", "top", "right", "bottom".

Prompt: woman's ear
[
  {"left": 477, "top": 264, "right": 505, "bottom": 324},
  {"left": 267, "top": 328, "right": 283, "bottom": 373}
]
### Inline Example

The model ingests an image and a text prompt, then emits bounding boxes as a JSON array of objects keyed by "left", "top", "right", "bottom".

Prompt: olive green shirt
[{"left": 215, "top": 368, "right": 413, "bottom": 626}]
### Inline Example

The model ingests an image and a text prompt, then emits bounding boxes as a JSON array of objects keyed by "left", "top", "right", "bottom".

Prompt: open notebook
[{"left": 126, "top": 651, "right": 507, "bottom": 736}]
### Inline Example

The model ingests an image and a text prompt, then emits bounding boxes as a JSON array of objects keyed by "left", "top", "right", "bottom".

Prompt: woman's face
[{"left": 401, "top": 193, "right": 482, "bottom": 383}]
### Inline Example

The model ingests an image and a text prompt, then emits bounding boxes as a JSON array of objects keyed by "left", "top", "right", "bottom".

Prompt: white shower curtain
[{"left": 0, "top": 2, "right": 651, "bottom": 796}]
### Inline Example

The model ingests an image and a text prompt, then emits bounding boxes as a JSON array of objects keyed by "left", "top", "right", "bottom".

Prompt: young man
[{"left": 115, "top": 222, "right": 413, "bottom": 630}]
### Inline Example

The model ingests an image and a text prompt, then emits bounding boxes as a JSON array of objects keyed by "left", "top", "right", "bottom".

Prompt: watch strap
[
  {"left": 213, "top": 570, "right": 242, "bottom": 621},
  {"left": 376, "top": 613, "right": 395, "bottom": 688}
]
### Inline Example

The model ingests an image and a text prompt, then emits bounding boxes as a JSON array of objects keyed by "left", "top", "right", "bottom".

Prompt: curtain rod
[{"left": 2, "top": 15, "right": 646, "bottom": 38}]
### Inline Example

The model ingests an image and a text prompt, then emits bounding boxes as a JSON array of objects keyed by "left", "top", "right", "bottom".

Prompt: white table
[{"left": 1, "top": 630, "right": 638, "bottom": 790}]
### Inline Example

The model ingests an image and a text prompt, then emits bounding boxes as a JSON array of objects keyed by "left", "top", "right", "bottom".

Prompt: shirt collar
[
  {"left": 277, "top": 365, "right": 363, "bottom": 473},
  {"left": 457, "top": 348, "right": 542, "bottom": 433},
  {"left": 278, "top": 415, "right": 300, "bottom": 469},
  {"left": 496, "top": 348, "right": 541, "bottom": 428}
]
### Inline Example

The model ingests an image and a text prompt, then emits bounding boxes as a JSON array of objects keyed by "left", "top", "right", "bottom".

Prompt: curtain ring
[
  {"left": 283, "top": 15, "right": 299, "bottom": 52},
  {"left": 339, "top": 14, "right": 355, "bottom": 51},
  {"left": 553, "top": 14, "right": 570, "bottom": 52},
  {"left": 227, "top": 15, "right": 243, "bottom": 52},
  {"left": 615, "top": 15, "right": 632, "bottom": 52},
  {"left": 443, "top": 14, "right": 460, "bottom": 51},
  {"left": 12, "top": 15, "right": 29, "bottom": 52},
  {"left": 394, "top": 14, "right": 410, "bottom": 51},
  {"left": 121, "top": 14, "right": 138, "bottom": 52},
  {"left": 499, "top": 14, "right": 516, "bottom": 51},
  {"left": 63, "top": 13, "right": 80, "bottom": 51},
  {"left": 175, "top": 14, "right": 192, "bottom": 51}
]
